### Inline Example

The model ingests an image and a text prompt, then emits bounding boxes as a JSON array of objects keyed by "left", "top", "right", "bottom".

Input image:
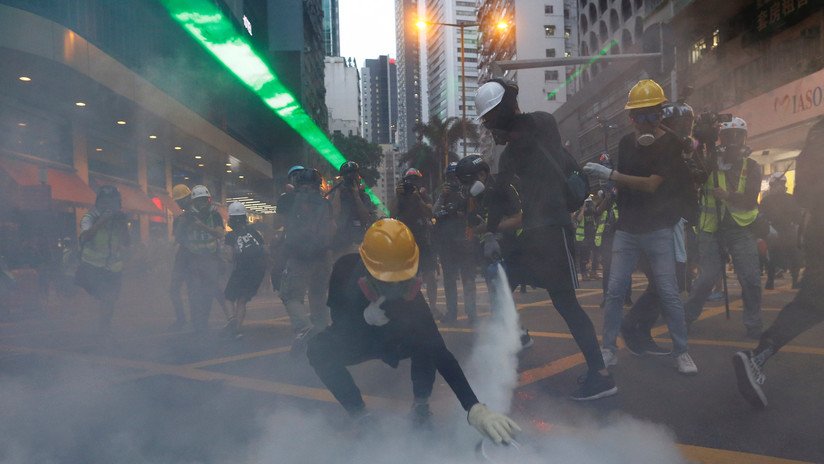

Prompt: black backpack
[{"left": 283, "top": 190, "right": 332, "bottom": 259}]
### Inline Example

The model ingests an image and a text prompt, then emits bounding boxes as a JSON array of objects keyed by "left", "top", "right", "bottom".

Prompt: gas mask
[
  {"left": 369, "top": 276, "right": 421, "bottom": 302},
  {"left": 636, "top": 133, "right": 656, "bottom": 146},
  {"left": 469, "top": 180, "right": 486, "bottom": 197}
]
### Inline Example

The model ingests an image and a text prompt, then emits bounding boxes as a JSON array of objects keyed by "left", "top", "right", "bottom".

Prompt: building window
[
  {"left": 710, "top": 28, "right": 720, "bottom": 49},
  {"left": 545, "top": 5, "right": 553, "bottom": 14},
  {"left": 564, "top": 8, "right": 570, "bottom": 19},
  {"left": 544, "top": 25, "right": 556, "bottom": 36},
  {"left": 546, "top": 48, "right": 556, "bottom": 57},
  {"left": 564, "top": 27, "right": 571, "bottom": 39},
  {"left": 689, "top": 37, "right": 706, "bottom": 64},
  {"left": 545, "top": 70, "right": 559, "bottom": 81},
  {"left": 546, "top": 92, "right": 557, "bottom": 101}
]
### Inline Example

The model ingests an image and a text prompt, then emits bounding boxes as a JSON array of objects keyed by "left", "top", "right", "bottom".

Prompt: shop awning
[
  {"left": 0, "top": 156, "right": 95, "bottom": 206},
  {"left": 94, "top": 180, "right": 162, "bottom": 215}
]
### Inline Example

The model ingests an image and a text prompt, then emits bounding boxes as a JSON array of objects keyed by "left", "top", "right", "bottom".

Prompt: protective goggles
[{"left": 630, "top": 111, "right": 663, "bottom": 124}]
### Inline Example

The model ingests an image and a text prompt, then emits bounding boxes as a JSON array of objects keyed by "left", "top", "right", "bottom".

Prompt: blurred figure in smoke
[
  {"left": 223, "top": 202, "right": 266, "bottom": 339},
  {"left": 733, "top": 117, "right": 824, "bottom": 409},
  {"left": 307, "top": 219, "right": 521, "bottom": 444},
  {"left": 168, "top": 183, "right": 192, "bottom": 330},
  {"left": 329, "top": 161, "right": 376, "bottom": 261},
  {"left": 433, "top": 161, "right": 477, "bottom": 324},
  {"left": 279, "top": 168, "right": 333, "bottom": 355},
  {"left": 760, "top": 173, "right": 802, "bottom": 289},
  {"left": 271, "top": 165, "right": 305, "bottom": 293},
  {"left": 75, "top": 185, "right": 130, "bottom": 333},
  {"left": 684, "top": 116, "right": 763, "bottom": 339},
  {"left": 391, "top": 168, "right": 440, "bottom": 317},
  {"left": 584, "top": 79, "right": 697, "bottom": 375},
  {"left": 174, "top": 185, "right": 224, "bottom": 332},
  {"left": 476, "top": 78, "right": 616, "bottom": 399},
  {"left": 455, "top": 154, "right": 534, "bottom": 349}
]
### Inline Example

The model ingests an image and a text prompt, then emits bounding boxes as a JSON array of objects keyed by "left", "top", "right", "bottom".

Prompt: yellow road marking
[
  {"left": 677, "top": 444, "right": 812, "bottom": 464},
  {"left": 185, "top": 346, "right": 292, "bottom": 369}
]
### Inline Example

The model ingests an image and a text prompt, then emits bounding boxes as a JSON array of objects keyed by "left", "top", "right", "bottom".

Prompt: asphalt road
[{"left": 0, "top": 267, "right": 821, "bottom": 464}]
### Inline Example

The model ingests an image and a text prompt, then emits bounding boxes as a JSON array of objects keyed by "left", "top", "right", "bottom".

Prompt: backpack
[
  {"left": 528, "top": 115, "right": 589, "bottom": 213},
  {"left": 283, "top": 190, "right": 332, "bottom": 259}
]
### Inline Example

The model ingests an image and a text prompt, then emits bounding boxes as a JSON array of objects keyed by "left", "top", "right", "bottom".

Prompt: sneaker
[
  {"left": 571, "top": 371, "right": 618, "bottom": 401},
  {"left": 290, "top": 327, "right": 313, "bottom": 357},
  {"left": 675, "top": 352, "right": 698, "bottom": 375},
  {"left": 520, "top": 330, "right": 534, "bottom": 349},
  {"left": 601, "top": 348, "right": 617, "bottom": 367},
  {"left": 621, "top": 331, "right": 646, "bottom": 356},
  {"left": 641, "top": 339, "right": 671, "bottom": 356},
  {"left": 732, "top": 351, "right": 767, "bottom": 409},
  {"left": 409, "top": 402, "right": 433, "bottom": 429}
]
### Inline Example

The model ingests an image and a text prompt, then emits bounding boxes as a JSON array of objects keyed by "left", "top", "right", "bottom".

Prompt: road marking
[
  {"left": 677, "top": 444, "right": 812, "bottom": 464},
  {"left": 184, "top": 346, "right": 292, "bottom": 369}
]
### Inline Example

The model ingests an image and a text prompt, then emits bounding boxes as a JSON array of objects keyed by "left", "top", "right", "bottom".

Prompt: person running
[
  {"left": 307, "top": 219, "right": 521, "bottom": 443},
  {"left": 76, "top": 185, "right": 130, "bottom": 333},
  {"left": 223, "top": 202, "right": 266, "bottom": 339},
  {"left": 474, "top": 78, "right": 616, "bottom": 399},
  {"left": 733, "top": 117, "right": 824, "bottom": 409},
  {"left": 169, "top": 184, "right": 192, "bottom": 330},
  {"left": 174, "top": 185, "right": 224, "bottom": 332},
  {"left": 583, "top": 79, "right": 697, "bottom": 375}
]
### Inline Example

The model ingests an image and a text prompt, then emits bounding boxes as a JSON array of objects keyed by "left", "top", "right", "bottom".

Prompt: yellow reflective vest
[
  {"left": 699, "top": 160, "right": 759, "bottom": 233},
  {"left": 80, "top": 215, "right": 127, "bottom": 272},
  {"left": 595, "top": 204, "right": 619, "bottom": 247}
]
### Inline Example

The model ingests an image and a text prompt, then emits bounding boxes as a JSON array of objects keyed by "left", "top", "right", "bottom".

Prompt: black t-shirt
[
  {"left": 497, "top": 112, "right": 577, "bottom": 229},
  {"left": 615, "top": 131, "right": 686, "bottom": 234},
  {"left": 225, "top": 227, "right": 265, "bottom": 267},
  {"left": 276, "top": 192, "right": 295, "bottom": 217},
  {"left": 325, "top": 254, "right": 479, "bottom": 411},
  {"left": 476, "top": 182, "right": 522, "bottom": 234},
  {"left": 433, "top": 189, "right": 469, "bottom": 244}
]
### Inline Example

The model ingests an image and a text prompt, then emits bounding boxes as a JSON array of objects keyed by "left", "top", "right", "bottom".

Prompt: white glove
[
  {"left": 583, "top": 162, "right": 613, "bottom": 180},
  {"left": 467, "top": 403, "right": 522, "bottom": 445},
  {"left": 363, "top": 296, "right": 389, "bottom": 326}
]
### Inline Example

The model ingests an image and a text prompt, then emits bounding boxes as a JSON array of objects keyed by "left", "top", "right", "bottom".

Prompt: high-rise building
[
  {"left": 478, "top": 0, "right": 578, "bottom": 115},
  {"left": 321, "top": 0, "right": 340, "bottom": 56},
  {"left": 361, "top": 56, "right": 398, "bottom": 145},
  {"left": 376, "top": 144, "right": 399, "bottom": 206},
  {"left": 395, "top": 0, "right": 424, "bottom": 153},
  {"left": 325, "top": 57, "right": 361, "bottom": 137},
  {"left": 423, "top": 0, "right": 481, "bottom": 155}
]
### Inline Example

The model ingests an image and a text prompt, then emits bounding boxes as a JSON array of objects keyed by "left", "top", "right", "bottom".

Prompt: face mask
[
  {"left": 469, "top": 180, "right": 486, "bottom": 197},
  {"left": 637, "top": 133, "right": 656, "bottom": 146},
  {"left": 372, "top": 278, "right": 412, "bottom": 301}
]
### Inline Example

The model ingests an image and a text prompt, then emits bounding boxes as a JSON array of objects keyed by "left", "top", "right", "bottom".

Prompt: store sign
[
  {"left": 724, "top": 67, "right": 824, "bottom": 137},
  {"left": 748, "top": 0, "right": 816, "bottom": 40}
]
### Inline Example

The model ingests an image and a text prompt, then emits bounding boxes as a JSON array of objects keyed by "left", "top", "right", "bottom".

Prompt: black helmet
[
  {"left": 339, "top": 161, "right": 359, "bottom": 175},
  {"left": 455, "top": 155, "right": 489, "bottom": 184},
  {"left": 661, "top": 101, "right": 695, "bottom": 137},
  {"left": 95, "top": 185, "right": 121, "bottom": 208},
  {"left": 445, "top": 162, "right": 458, "bottom": 176},
  {"left": 295, "top": 168, "right": 322, "bottom": 188}
]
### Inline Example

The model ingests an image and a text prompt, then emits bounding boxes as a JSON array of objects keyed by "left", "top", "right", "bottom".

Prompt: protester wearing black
[
  {"left": 474, "top": 79, "right": 615, "bottom": 400},
  {"left": 733, "top": 117, "right": 824, "bottom": 409},
  {"left": 760, "top": 175, "right": 803, "bottom": 289},
  {"left": 223, "top": 202, "right": 266, "bottom": 339},
  {"left": 330, "top": 161, "right": 375, "bottom": 260},
  {"left": 433, "top": 163, "right": 477, "bottom": 323}
]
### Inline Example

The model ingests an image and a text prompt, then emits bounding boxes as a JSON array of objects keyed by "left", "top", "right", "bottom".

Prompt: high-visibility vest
[
  {"left": 80, "top": 217, "right": 126, "bottom": 272},
  {"left": 182, "top": 210, "right": 221, "bottom": 254},
  {"left": 575, "top": 218, "right": 586, "bottom": 242},
  {"left": 595, "top": 204, "right": 619, "bottom": 247},
  {"left": 699, "top": 160, "right": 759, "bottom": 233}
]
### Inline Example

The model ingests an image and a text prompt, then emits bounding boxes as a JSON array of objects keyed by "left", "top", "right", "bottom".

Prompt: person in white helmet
[
  {"left": 223, "top": 202, "right": 266, "bottom": 339},
  {"left": 174, "top": 185, "right": 225, "bottom": 332},
  {"left": 684, "top": 116, "right": 764, "bottom": 339}
]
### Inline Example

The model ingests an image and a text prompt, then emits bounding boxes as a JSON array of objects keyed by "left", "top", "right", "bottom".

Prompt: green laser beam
[
  {"left": 158, "top": 0, "right": 387, "bottom": 214},
  {"left": 547, "top": 39, "right": 619, "bottom": 101}
]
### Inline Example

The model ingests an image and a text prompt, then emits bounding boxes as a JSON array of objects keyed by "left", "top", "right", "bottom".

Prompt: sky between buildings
[{"left": 339, "top": 0, "right": 397, "bottom": 68}]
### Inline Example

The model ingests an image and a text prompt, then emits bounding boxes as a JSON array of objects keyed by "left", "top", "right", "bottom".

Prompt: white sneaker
[
  {"left": 601, "top": 348, "right": 617, "bottom": 367},
  {"left": 676, "top": 352, "right": 698, "bottom": 375}
]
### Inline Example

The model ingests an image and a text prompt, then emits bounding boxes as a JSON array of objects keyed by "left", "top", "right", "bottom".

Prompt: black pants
[
  {"left": 440, "top": 242, "right": 476, "bottom": 319},
  {"left": 766, "top": 238, "right": 800, "bottom": 286},
  {"left": 760, "top": 266, "right": 824, "bottom": 353},
  {"left": 307, "top": 328, "right": 436, "bottom": 414}
]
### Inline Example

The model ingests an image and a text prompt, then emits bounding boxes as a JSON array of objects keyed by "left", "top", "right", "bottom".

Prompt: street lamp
[{"left": 417, "top": 18, "right": 508, "bottom": 162}]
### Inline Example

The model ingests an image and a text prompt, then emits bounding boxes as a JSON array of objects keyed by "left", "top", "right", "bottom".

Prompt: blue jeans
[{"left": 603, "top": 228, "right": 689, "bottom": 355}]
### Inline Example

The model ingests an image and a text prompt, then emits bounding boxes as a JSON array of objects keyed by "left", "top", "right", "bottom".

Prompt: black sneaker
[
  {"left": 520, "top": 330, "right": 534, "bottom": 349},
  {"left": 621, "top": 325, "right": 645, "bottom": 356},
  {"left": 410, "top": 402, "right": 433, "bottom": 429},
  {"left": 571, "top": 372, "right": 618, "bottom": 401},
  {"left": 641, "top": 339, "right": 671, "bottom": 356},
  {"left": 732, "top": 351, "right": 767, "bottom": 409}
]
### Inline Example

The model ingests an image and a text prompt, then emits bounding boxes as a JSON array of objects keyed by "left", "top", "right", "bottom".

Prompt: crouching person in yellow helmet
[{"left": 307, "top": 218, "right": 521, "bottom": 444}]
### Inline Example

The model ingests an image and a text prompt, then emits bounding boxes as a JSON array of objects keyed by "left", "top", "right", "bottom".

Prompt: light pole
[{"left": 417, "top": 19, "right": 508, "bottom": 164}]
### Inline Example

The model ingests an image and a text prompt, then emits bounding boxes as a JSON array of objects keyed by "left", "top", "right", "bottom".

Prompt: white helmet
[
  {"left": 228, "top": 201, "right": 247, "bottom": 216},
  {"left": 475, "top": 81, "right": 506, "bottom": 120},
  {"left": 191, "top": 185, "right": 211, "bottom": 199},
  {"left": 719, "top": 117, "right": 747, "bottom": 134}
]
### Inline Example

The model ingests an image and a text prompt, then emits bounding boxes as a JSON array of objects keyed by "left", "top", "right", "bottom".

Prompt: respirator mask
[
  {"left": 469, "top": 180, "right": 486, "bottom": 197},
  {"left": 630, "top": 110, "right": 663, "bottom": 147}
]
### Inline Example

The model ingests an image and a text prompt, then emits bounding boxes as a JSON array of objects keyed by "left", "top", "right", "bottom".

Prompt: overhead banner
[{"left": 724, "top": 67, "right": 824, "bottom": 138}]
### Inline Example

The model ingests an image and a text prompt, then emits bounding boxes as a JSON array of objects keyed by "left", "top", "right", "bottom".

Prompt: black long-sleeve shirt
[{"left": 325, "top": 254, "right": 480, "bottom": 411}]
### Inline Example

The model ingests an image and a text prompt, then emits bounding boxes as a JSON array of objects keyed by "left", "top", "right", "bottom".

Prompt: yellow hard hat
[
  {"left": 625, "top": 79, "right": 667, "bottom": 110},
  {"left": 172, "top": 184, "right": 191, "bottom": 201},
  {"left": 359, "top": 219, "right": 419, "bottom": 282}
]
